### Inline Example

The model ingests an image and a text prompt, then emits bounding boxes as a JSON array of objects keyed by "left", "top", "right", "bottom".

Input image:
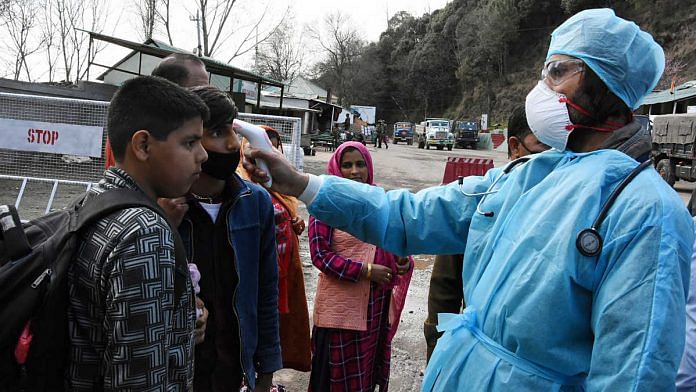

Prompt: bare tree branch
[
  {"left": 156, "top": 0, "right": 173, "bottom": 45},
  {"left": 309, "top": 12, "right": 364, "bottom": 104},
  {"left": 51, "top": 0, "right": 108, "bottom": 84},
  {"left": 39, "top": 0, "right": 59, "bottom": 82},
  {"left": 133, "top": 0, "right": 157, "bottom": 41},
  {"left": 253, "top": 16, "right": 304, "bottom": 82},
  {"left": 2, "top": 0, "right": 43, "bottom": 81},
  {"left": 226, "top": 3, "right": 289, "bottom": 62}
]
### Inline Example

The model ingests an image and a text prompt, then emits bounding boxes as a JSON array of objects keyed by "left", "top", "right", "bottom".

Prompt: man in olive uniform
[{"left": 376, "top": 120, "right": 386, "bottom": 149}]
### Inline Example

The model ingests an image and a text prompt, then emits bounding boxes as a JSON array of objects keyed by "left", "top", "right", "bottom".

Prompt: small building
[
  {"left": 85, "top": 31, "right": 285, "bottom": 113},
  {"left": 260, "top": 76, "right": 345, "bottom": 133},
  {"left": 638, "top": 81, "right": 696, "bottom": 116}
]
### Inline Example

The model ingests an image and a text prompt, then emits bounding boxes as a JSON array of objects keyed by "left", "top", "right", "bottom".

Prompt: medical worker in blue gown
[{"left": 242, "top": 9, "right": 694, "bottom": 391}]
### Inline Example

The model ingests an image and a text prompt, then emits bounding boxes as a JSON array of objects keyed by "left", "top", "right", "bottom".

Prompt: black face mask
[{"left": 201, "top": 149, "right": 240, "bottom": 180}]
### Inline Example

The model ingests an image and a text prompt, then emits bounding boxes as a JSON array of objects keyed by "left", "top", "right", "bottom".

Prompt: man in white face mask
[{"left": 241, "top": 8, "right": 693, "bottom": 391}]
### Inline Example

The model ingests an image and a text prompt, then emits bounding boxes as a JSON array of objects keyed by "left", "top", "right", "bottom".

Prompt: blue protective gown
[{"left": 306, "top": 149, "right": 693, "bottom": 391}]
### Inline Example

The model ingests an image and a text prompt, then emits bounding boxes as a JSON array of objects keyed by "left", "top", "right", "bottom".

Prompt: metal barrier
[
  {"left": 0, "top": 92, "right": 109, "bottom": 182},
  {"left": 0, "top": 93, "right": 304, "bottom": 221},
  {"left": 0, "top": 174, "right": 95, "bottom": 221},
  {"left": 442, "top": 157, "right": 494, "bottom": 184},
  {"left": 237, "top": 112, "right": 304, "bottom": 171}
]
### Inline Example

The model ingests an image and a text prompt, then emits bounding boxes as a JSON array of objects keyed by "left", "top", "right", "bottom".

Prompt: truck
[
  {"left": 651, "top": 113, "right": 695, "bottom": 186},
  {"left": 350, "top": 105, "right": 377, "bottom": 125},
  {"left": 392, "top": 122, "right": 414, "bottom": 145},
  {"left": 420, "top": 118, "right": 454, "bottom": 151},
  {"left": 453, "top": 120, "right": 480, "bottom": 149}
]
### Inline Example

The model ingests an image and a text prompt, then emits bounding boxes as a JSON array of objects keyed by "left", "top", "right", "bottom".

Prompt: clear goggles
[{"left": 541, "top": 59, "right": 584, "bottom": 86}]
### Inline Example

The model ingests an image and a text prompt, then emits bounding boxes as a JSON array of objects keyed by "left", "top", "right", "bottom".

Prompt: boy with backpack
[{"left": 66, "top": 76, "right": 209, "bottom": 390}]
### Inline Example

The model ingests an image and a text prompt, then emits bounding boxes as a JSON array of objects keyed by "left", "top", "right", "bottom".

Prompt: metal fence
[
  {"left": 0, "top": 175, "right": 95, "bottom": 221},
  {"left": 0, "top": 93, "right": 304, "bottom": 182},
  {"left": 237, "top": 112, "right": 304, "bottom": 172},
  {"left": 0, "top": 92, "right": 109, "bottom": 182},
  {"left": 0, "top": 93, "right": 304, "bottom": 219}
]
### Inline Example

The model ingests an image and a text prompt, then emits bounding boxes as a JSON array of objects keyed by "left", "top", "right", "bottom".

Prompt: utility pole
[{"left": 190, "top": 10, "right": 202, "bottom": 56}]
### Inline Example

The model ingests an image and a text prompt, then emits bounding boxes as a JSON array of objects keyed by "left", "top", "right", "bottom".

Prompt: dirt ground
[{"left": 2, "top": 141, "right": 695, "bottom": 391}]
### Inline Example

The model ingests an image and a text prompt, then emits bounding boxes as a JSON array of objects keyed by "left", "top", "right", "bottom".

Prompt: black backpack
[{"left": 0, "top": 188, "right": 188, "bottom": 391}]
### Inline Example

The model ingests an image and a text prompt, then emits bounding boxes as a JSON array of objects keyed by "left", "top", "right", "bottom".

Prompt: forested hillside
[{"left": 312, "top": 0, "right": 696, "bottom": 125}]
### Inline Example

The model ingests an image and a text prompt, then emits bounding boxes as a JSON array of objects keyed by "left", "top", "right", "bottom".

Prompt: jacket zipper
[
  {"left": 31, "top": 268, "right": 52, "bottom": 288},
  {"left": 226, "top": 188, "right": 252, "bottom": 384}
]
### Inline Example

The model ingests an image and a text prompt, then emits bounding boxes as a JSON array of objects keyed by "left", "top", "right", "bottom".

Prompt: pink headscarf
[
  {"left": 327, "top": 141, "right": 375, "bottom": 185},
  {"left": 326, "top": 141, "right": 413, "bottom": 340}
]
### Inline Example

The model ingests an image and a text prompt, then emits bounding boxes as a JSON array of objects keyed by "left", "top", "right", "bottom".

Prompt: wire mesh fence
[
  {"left": 0, "top": 92, "right": 304, "bottom": 220},
  {"left": 0, "top": 92, "right": 109, "bottom": 182},
  {"left": 237, "top": 112, "right": 304, "bottom": 171}
]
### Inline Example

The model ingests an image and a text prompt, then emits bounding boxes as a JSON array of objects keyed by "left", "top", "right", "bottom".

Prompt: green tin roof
[{"left": 642, "top": 81, "right": 696, "bottom": 105}]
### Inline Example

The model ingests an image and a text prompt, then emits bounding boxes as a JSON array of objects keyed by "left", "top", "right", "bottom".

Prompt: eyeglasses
[{"left": 541, "top": 59, "right": 584, "bottom": 86}]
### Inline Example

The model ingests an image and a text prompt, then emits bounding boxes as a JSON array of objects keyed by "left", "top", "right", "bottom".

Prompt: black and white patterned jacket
[{"left": 67, "top": 168, "right": 195, "bottom": 391}]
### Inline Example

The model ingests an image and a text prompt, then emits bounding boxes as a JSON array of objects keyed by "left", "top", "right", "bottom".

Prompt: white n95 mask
[{"left": 525, "top": 81, "right": 574, "bottom": 151}]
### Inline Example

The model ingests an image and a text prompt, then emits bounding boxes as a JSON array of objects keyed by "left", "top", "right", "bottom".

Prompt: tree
[
  {"left": 40, "top": 0, "right": 59, "bottom": 81},
  {"left": 134, "top": 0, "right": 157, "bottom": 41},
  {"left": 253, "top": 18, "right": 304, "bottom": 83},
  {"left": 53, "top": 0, "right": 108, "bottom": 84},
  {"left": 310, "top": 12, "right": 365, "bottom": 105},
  {"left": 158, "top": 0, "right": 173, "bottom": 45},
  {"left": 191, "top": 0, "right": 286, "bottom": 61},
  {"left": 658, "top": 55, "right": 688, "bottom": 90},
  {"left": 1, "top": 0, "right": 43, "bottom": 81}
]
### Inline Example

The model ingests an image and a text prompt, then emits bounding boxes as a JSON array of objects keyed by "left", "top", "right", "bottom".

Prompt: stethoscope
[
  {"left": 459, "top": 156, "right": 652, "bottom": 257},
  {"left": 458, "top": 157, "right": 531, "bottom": 217},
  {"left": 576, "top": 159, "right": 652, "bottom": 257}
]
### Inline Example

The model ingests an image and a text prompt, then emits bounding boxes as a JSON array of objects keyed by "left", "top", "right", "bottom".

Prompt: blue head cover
[{"left": 547, "top": 8, "right": 664, "bottom": 109}]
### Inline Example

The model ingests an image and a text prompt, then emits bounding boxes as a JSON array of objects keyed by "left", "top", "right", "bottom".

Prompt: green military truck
[
  {"left": 454, "top": 120, "right": 480, "bottom": 149},
  {"left": 651, "top": 113, "right": 696, "bottom": 186}
]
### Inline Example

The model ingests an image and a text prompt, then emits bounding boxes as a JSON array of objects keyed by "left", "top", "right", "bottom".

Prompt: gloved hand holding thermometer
[{"left": 232, "top": 119, "right": 274, "bottom": 187}]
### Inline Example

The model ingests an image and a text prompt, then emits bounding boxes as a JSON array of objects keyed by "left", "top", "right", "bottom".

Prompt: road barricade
[{"left": 442, "top": 157, "right": 494, "bottom": 184}]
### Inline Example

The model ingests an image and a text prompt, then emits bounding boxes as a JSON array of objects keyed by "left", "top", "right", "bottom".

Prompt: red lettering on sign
[{"left": 26, "top": 128, "right": 60, "bottom": 145}]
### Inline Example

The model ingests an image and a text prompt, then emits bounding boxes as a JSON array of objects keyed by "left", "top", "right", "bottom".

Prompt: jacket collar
[
  {"left": 600, "top": 120, "right": 651, "bottom": 161},
  {"left": 100, "top": 167, "right": 145, "bottom": 192},
  {"left": 226, "top": 172, "right": 252, "bottom": 199}
]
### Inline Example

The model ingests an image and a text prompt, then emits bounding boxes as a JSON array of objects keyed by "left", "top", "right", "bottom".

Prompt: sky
[
  {"left": 1, "top": 0, "right": 450, "bottom": 82},
  {"left": 291, "top": 0, "right": 450, "bottom": 42},
  {"left": 123, "top": 0, "right": 451, "bottom": 69}
]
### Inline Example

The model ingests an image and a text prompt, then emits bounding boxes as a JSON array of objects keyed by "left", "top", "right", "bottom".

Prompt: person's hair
[
  {"left": 507, "top": 106, "right": 532, "bottom": 141},
  {"left": 567, "top": 66, "right": 633, "bottom": 150},
  {"left": 151, "top": 53, "right": 206, "bottom": 86},
  {"left": 340, "top": 146, "right": 360, "bottom": 163},
  {"left": 188, "top": 85, "right": 238, "bottom": 133},
  {"left": 107, "top": 75, "right": 209, "bottom": 161},
  {"left": 507, "top": 106, "right": 532, "bottom": 157},
  {"left": 259, "top": 125, "right": 282, "bottom": 152}
]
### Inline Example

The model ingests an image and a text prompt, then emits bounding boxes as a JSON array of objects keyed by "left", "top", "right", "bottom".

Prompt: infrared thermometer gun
[{"left": 232, "top": 119, "right": 273, "bottom": 187}]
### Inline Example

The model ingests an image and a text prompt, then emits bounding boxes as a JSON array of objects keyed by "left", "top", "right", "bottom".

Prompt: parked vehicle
[
  {"left": 651, "top": 113, "right": 695, "bottom": 186},
  {"left": 421, "top": 118, "right": 454, "bottom": 151},
  {"left": 393, "top": 122, "right": 414, "bottom": 145},
  {"left": 300, "top": 133, "right": 316, "bottom": 156},
  {"left": 454, "top": 120, "right": 480, "bottom": 149}
]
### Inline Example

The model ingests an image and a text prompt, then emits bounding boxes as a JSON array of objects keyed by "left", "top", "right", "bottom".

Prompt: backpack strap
[
  {"left": 0, "top": 205, "right": 32, "bottom": 262},
  {"left": 71, "top": 188, "right": 190, "bottom": 309}
]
